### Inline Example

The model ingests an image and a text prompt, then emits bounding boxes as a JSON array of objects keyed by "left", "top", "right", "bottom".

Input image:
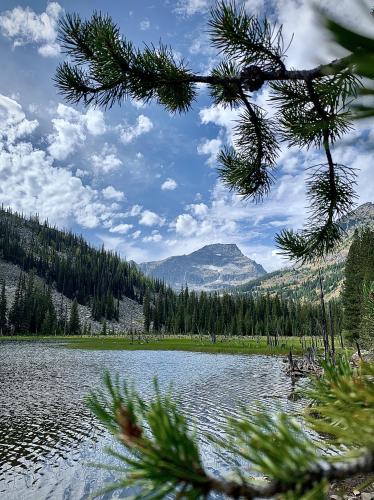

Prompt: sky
[{"left": 0, "top": 0, "right": 373, "bottom": 271}]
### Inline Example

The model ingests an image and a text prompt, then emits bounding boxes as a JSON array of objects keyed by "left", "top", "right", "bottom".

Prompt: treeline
[
  {"left": 144, "top": 287, "right": 343, "bottom": 337},
  {"left": 343, "top": 228, "right": 374, "bottom": 346},
  {"left": 0, "top": 207, "right": 166, "bottom": 320},
  {"left": 0, "top": 272, "right": 84, "bottom": 335}
]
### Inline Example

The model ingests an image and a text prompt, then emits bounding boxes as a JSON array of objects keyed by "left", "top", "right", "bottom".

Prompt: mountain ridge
[{"left": 139, "top": 243, "right": 266, "bottom": 291}]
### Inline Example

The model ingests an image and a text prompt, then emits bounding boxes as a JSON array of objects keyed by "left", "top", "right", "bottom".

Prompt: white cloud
[
  {"left": 119, "top": 114, "right": 153, "bottom": 144},
  {"left": 187, "top": 203, "right": 209, "bottom": 217},
  {"left": 161, "top": 178, "right": 178, "bottom": 191},
  {"left": 91, "top": 143, "right": 123, "bottom": 174},
  {"left": 140, "top": 19, "right": 150, "bottom": 30},
  {"left": 0, "top": 94, "right": 38, "bottom": 143},
  {"left": 132, "top": 230, "right": 142, "bottom": 239},
  {"left": 0, "top": 94, "right": 120, "bottom": 230},
  {"left": 130, "top": 204, "right": 143, "bottom": 216},
  {"left": 102, "top": 186, "right": 125, "bottom": 201},
  {"left": 109, "top": 223, "right": 133, "bottom": 234},
  {"left": 139, "top": 210, "right": 165, "bottom": 227},
  {"left": 143, "top": 231, "right": 163, "bottom": 243},
  {"left": 197, "top": 137, "right": 222, "bottom": 165},
  {"left": 48, "top": 104, "right": 107, "bottom": 161},
  {"left": 175, "top": 0, "right": 210, "bottom": 15},
  {"left": 0, "top": 2, "right": 62, "bottom": 57},
  {"left": 85, "top": 108, "right": 107, "bottom": 136},
  {"left": 174, "top": 214, "right": 199, "bottom": 236}
]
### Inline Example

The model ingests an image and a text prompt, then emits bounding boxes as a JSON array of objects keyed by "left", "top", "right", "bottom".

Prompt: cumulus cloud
[
  {"left": 0, "top": 94, "right": 38, "bottom": 143},
  {"left": 139, "top": 210, "right": 165, "bottom": 227},
  {"left": 0, "top": 2, "right": 62, "bottom": 57},
  {"left": 119, "top": 114, "right": 153, "bottom": 144},
  {"left": 48, "top": 104, "right": 107, "bottom": 161},
  {"left": 174, "top": 214, "right": 199, "bottom": 236},
  {"left": 109, "top": 223, "right": 133, "bottom": 234},
  {"left": 197, "top": 137, "right": 222, "bottom": 165},
  {"left": 187, "top": 203, "right": 209, "bottom": 217},
  {"left": 102, "top": 186, "right": 125, "bottom": 201},
  {"left": 0, "top": 94, "right": 119, "bottom": 229},
  {"left": 161, "top": 178, "right": 178, "bottom": 191},
  {"left": 90, "top": 143, "right": 123, "bottom": 174}
]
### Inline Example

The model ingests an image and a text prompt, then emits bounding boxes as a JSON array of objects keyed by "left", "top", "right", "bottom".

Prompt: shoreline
[{"left": 0, "top": 334, "right": 344, "bottom": 356}]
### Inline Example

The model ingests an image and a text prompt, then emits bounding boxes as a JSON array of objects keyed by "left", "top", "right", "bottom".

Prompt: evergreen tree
[
  {"left": 0, "top": 281, "right": 7, "bottom": 335},
  {"left": 143, "top": 291, "right": 151, "bottom": 333},
  {"left": 68, "top": 298, "right": 81, "bottom": 335},
  {"left": 343, "top": 228, "right": 374, "bottom": 342},
  {"left": 54, "top": 1, "right": 370, "bottom": 263}
]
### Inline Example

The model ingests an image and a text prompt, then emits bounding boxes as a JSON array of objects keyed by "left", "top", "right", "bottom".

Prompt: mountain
[
  {"left": 139, "top": 243, "right": 267, "bottom": 291},
  {"left": 0, "top": 207, "right": 155, "bottom": 333},
  {"left": 234, "top": 202, "right": 374, "bottom": 301}
]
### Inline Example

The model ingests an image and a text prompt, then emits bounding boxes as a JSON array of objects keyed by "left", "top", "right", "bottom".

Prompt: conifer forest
[{"left": 0, "top": 1, "right": 374, "bottom": 499}]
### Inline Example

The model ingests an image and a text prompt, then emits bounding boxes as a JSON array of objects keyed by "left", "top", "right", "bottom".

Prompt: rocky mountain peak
[
  {"left": 139, "top": 243, "right": 266, "bottom": 291},
  {"left": 193, "top": 243, "right": 243, "bottom": 258}
]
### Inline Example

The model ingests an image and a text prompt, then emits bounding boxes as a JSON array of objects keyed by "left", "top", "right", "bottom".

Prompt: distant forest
[
  {"left": 2, "top": 208, "right": 373, "bottom": 343},
  {"left": 0, "top": 207, "right": 166, "bottom": 320}
]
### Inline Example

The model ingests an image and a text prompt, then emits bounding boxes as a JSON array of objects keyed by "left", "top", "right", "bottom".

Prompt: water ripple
[{"left": 0, "top": 342, "right": 301, "bottom": 499}]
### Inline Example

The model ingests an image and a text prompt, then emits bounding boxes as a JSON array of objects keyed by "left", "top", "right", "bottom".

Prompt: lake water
[{"left": 0, "top": 341, "right": 300, "bottom": 499}]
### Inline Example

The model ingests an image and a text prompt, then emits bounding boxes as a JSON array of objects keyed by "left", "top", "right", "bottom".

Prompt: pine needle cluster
[
  {"left": 55, "top": 2, "right": 374, "bottom": 262},
  {"left": 87, "top": 357, "right": 374, "bottom": 499}
]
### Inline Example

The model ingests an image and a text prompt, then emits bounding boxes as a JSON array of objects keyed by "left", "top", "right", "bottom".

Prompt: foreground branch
[{"left": 207, "top": 450, "right": 374, "bottom": 499}]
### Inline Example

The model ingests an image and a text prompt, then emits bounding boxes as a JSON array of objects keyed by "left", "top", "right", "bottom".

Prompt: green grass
[
  {"left": 0, "top": 334, "right": 332, "bottom": 355},
  {"left": 0, "top": 334, "right": 349, "bottom": 356}
]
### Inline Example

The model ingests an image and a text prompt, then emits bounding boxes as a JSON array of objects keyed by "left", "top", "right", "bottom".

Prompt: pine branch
[{"left": 88, "top": 359, "right": 374, "bottom": 499}]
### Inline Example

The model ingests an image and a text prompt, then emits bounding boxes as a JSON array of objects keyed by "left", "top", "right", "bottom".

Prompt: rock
[
  {"left": 351, "top": 350, "right": 374, "bottom": 366},
  {"left": 139, "top": 243, "right": 267, "bottom": 291}
]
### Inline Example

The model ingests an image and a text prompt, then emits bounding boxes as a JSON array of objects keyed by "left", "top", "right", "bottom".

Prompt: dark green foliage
[
  {"left": 7, "top": 272, "right": 58, "bottom": 335},
  {"left": 56, "top": 13, "right": 196, "bottom": 112},
  {"left": 145, "top": 286, "right": 343, "bottom": 339},
  {"left": 361, "top": 282, "right": 374, "bottom": 348},
  {"left": 0, "top": 281, "right": 7, "bottom": 335},
  {"left": 68, "top": 298, "right": 81, "bottom": 335},
  {"left": 343, "top": 228, "right": 374, "bottom": 342},
  {"left": 325, "top": 12, "right": 374, "bottom": 118},
  {"left": 0, "top": 207, "right": 167, "bottom": 321}
]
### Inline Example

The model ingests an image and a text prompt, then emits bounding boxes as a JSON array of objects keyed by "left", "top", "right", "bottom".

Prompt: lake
[{"left": 0, "top": 341, "right": 299, "bottom": 499}]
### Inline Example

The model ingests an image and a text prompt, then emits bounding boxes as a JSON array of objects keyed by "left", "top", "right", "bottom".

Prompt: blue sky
[{"left": 0, "top": 0, "right": 373, "bottom": 271}]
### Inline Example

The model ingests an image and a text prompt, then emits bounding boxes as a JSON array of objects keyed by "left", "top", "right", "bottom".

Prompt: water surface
[{"left": 0, "top": 341, "right": 298, "bottom": 499}]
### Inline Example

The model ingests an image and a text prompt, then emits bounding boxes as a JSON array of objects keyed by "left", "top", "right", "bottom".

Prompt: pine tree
[
  {"left": 0, "top": 281, "right": 7, "bottom": 335},
  {"left": 68, "top": 298, "right": 81, "bottom": 335},
  {"left": 143, "top": 291, "right": 151, "bottom": 333},
  {"left": 54, "top": 2, "right": 373, "bottom": 263}
]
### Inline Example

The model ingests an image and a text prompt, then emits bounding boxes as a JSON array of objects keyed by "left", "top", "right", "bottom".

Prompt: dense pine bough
[
  {"left": 55, "top": 1, "right": 374, "bottom": 263},
  {"left": 87, "top": 357, "right": 374, "bottom": 499}
]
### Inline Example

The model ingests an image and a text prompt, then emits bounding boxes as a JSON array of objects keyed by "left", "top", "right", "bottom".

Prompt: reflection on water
[{"left": 0, "top": 341, "right": 299, "bottom": 499}]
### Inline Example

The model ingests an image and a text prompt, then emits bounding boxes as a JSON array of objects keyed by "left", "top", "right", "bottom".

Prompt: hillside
[
  {"left": 139, "top": 243, "right": 266, "bottom": 291},
  {"left": 235, "top": 202, "right": 374, "bottom": 301},
  {"left": 0, "top": 208, "right": 163, "bottom": 332}
]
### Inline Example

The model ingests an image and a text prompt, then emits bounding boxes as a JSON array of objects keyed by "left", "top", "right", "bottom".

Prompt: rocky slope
[
  {"left": 235, "top": 202, "right": 374, "bottom": 301},
  {"left": 0, "top": 258, "right": 143, "bottom": 333},
  {"left": 139, "top": 243, "right": 266, "bottom": 291}
]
